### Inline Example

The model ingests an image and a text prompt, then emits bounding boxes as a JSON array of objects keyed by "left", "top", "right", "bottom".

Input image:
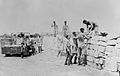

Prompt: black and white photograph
[{"left": 0, "top": 0, "right": 120, "bottom": 76}]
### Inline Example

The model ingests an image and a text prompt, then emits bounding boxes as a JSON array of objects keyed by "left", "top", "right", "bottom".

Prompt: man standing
[
  {"left": 38, "top": 35, "right": 44, "bottom": 53},
  {"left": 62, "top": 21, "right": 70, "bottom": 54},
  {"left": 62, "top": 21, "right": 70, "bottom": 38},
  {"left": 77, "top": 28, "right": 87, "bottom": 66},
  {"left": 51, "top": 21, "right": 58, "bottom": 37},
  {"left": 64, "top": 35, "right": 72, "bottom": 65},
  {"left": 83, "top": 20, "right": 92, "bottom": 33},
  {"left": 70, "top": 32, "right": 78, "bottom": 64}
]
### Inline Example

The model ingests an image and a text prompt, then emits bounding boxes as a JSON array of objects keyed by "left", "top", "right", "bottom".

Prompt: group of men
[
  {"left": 52, "top": 20, "right": 107, "bottom": 67},
  {"left": 13, "top": 32, "right": 44, "bottom": 58},
  {"left": 64, "top": 28, "right": 88, "bottom": 66},
  {"left": 60, "top": 20, "right": 99, "bottom": 66}
]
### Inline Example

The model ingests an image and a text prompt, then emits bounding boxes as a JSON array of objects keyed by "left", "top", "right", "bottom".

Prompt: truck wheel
[
  {"left": 21, "top": 55, "right": 24, "bottom": 58},
  {"left": 21, "top": 53, "right": 24, "bottom": 58},
  {"left": 27, "top": 52, "right": 30, "bottom": 56},
  {"left": 5, "top": 54, "right": 10, "bottom": 57}
]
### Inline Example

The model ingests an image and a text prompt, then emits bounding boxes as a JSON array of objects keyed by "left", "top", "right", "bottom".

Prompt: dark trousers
[
  {"left": 119, "top": 71, "right": 120, "bottom": 76},
  {"left": 38, "top": 46, "right": 42, "bottom": 53},
  {"left": 65, "top": 46, "right": 71, "bottom": 65},
  {"left": 65, "top": 50, "right": 71, "bottom": 65},
  {"left": 70, "top": 53, "right": 77, "bottom": 64},
  {"left": 78, "top": 47, "right": 82, "bottom": 65},
  {"left": 83, "top": 54, "right": 87, "bottom": 66}
]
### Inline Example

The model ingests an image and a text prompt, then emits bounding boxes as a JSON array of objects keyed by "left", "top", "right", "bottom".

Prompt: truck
[
  {"left": 0, "top": 38, "right": 30, "bottom": 58},
  {"left": 0, "top": 32, "right": 43, "bottom": 58}
]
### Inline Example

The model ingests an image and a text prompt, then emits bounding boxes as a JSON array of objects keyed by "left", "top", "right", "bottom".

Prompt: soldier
[
  {"left": 30, "top": 39, "right": 36, "bottom": 55},
  {"left": 62, "top": 21, "right": 70, "bottom": 38},
  {"left": 51, "top": 21, "right": 58, "bottom": 37},
  {"left": 24, "top": 36, "right": 31, "bottom": 56},
  {"left": 77, "top": 28, "right": 88, "bottom": 66},
  {"left": 83, "top": 20, "right": 92, "bottom": 33},
  {"left": 62, "top": 21, "right": 70, "bottom": 54},
  {"left": 38, "top": 35, "right": 43, "bottom": 53},
  {"left": 69, "top": 32, "right": 78, "bottom": 64},
  {"left": 21, "top": 40, "right": 27, "bottom": 58},
  {"left": 56, "top": 35, "right": 64, "bottom": 57},
  {"left": 83, "top": 20, "right": 99, "bottom": 35},
  {"left": 91, "top": 22, "right": 99, "bottom": 33},
  {"left": 64, "top": 35, "right": 72, "bottom": 65}
]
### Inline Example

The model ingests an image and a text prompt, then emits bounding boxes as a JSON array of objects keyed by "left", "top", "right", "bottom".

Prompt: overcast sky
[{"left": 0, "top": 0, "right": 120, "bottom": 36}]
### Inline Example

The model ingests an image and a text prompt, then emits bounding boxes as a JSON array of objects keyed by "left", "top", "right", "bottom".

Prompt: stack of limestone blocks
[
  {"left": 105, "top": 39, "right": 120, "bottom": 71},
  {"left": 87, "top": 36, "right": 120, "bottom": 71},
  {"left": 87, "top": 36, "right": 107, "bottom": 69}
]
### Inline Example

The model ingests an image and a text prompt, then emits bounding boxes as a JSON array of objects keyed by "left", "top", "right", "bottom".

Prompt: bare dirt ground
[{"left": 0, "top": 36, "right": 119, "bottom": 76}]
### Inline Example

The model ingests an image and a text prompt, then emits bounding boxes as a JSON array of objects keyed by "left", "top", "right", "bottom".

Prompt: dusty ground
[{"left": 0, "top": 36, "right": 119, "bottom": 76}]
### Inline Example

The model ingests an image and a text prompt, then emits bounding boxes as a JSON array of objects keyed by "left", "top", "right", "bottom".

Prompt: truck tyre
[
  {"left": 27, "top": 51, "right": 30, "bottom": 56},
  {"left": 5, "top": 54, "right": 10, "bottom": 57},
  {"left": 21, "top": 53, "right": 24, "bottom": 58}
]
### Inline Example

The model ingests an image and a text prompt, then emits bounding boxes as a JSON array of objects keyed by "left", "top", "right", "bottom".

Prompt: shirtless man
[
  {"left": 69, "top": 32, "right": 78, "bottom": 64},
  {"left": 64, "top": 35, "right": 72, "bottom": 65},
  {"left": 77, "top": 28, "right": 87, "bottom": 65}
]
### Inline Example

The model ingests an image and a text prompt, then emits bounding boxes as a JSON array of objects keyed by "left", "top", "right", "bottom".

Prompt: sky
[{"left": 0, "top": 0, "right": 120, "bottom": 36}]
